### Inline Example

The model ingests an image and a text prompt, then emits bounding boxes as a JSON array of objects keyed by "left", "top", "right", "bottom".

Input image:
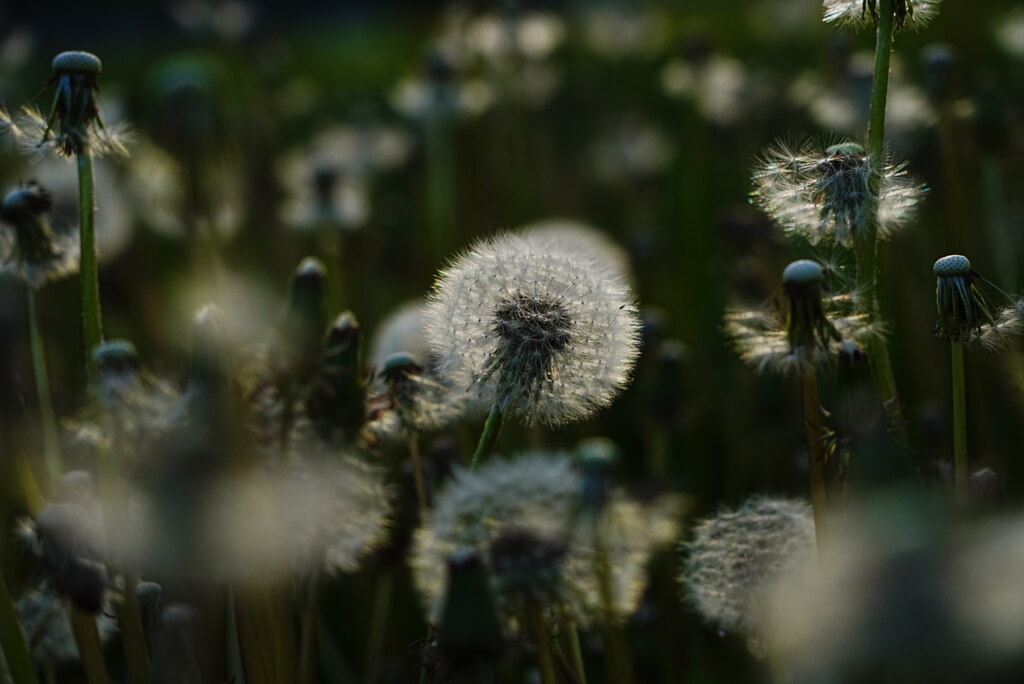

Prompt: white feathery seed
[
  {"left": 823, "top": 0, "right": 942, "bottom": 30},
  {"left": 425, "top": 232, "right": 641, "bottom": 425}
]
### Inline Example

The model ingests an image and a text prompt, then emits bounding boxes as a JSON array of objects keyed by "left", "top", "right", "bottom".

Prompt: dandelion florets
[
  {"left": 425, "top": 232, "right": 641, "bottom": 425},
  {"left": 752, "top": 139, "right": 924, "bottom": 246},
  {"left": 680, "top": 496, "right": 816, "bottom": 651},
  {"left": 823, "top": 0, "right": 942, "bottom": 31}
]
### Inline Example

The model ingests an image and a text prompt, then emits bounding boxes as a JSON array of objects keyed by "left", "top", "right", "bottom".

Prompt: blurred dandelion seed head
[
  {"left": 680, "top": 496, "right": 815, "bottom": 652},
  {"left": 752, "top": 138, "right": 924, "bottom": 246},
  {"left": 0, "top": 181, "right": 79, "bottom": 288},
  {"left": 412, "top": 452, "right": 681, "bottom": 627},
  {"left": 425, "top": 232, "right": 641, "bottom": 426}
]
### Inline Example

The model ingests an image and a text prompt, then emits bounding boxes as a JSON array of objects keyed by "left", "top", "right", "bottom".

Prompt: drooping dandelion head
[
  {"left": 933, "top": 255, "right": 992, "bottom": 343},
  {"left": 680, "top": 496, "right": 816, "bottom": 653},
  {"left": 782, "top": 259, "right": 841, "bottom": 353},
  {"left": 752, "top": 138, "right": 924, "bottom": 246},
  {"left": 0, "top": 182, "right": 79, "bottom": 288},
  {"left": 823, "top": 0, "right": 942, "bottom": 31},
  {"left": 425, "top": 232, "right": 641, "bottom": 425}
]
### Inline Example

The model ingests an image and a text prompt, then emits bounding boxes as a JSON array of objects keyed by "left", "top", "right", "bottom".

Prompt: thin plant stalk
[
  {"left": 408, "top": 432, "right": 430, "bottom": 519},
  {"left": 857, "top": 0, "right": 905, "bottom": 420},
  {"left": 299, "top": 574, "right": 323, "bottom": 684},
  {"left": 470, "top": 404, "right": 503, "bottom": 469},
  {"left": 0, "top": 571, "right": 39, "bottom": 684},
  {"left": 951, "top": 340, "right": 968, "bottom": 499},
  {"left": 594, "top": 539, "right": 634, "bottom": 684},
  {"left": 363, "top": 570, "right": 392, "bottom": 684},
  {"left": 425, "top": 104, "right": 455, "bottom": 265},
  {"left": 69, "top": 608, "right": 108, "bottom": 684},
  {"left": 801, "top": 369, "right": 828, "bottom": 547},
  {"left": 525, "top": 602, "right": 557, "bottom": 684},
  {"left": 117, "top": 566, "right": 151, "bottom": 684},
  {"left": 77, "top": 150, "right": 103, "bottom": 365},
  {"left": 560, "top": 614, "right": 588, "bottom": 684},
  {"left": 26, "top": 287, "right": 61, "bottom": 482}
]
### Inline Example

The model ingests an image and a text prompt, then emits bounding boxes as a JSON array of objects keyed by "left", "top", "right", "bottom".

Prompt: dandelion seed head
[
  {"left": 0, "top": 181, "right": 79, "bottom": 288},
  {"left": 520, "top": 218, "right": 633, "bottom": 283},
  {"left": 425, "top": 232, "right": 641, "bottom": 425},
  {"left": 680, "top": 496, "right": 815, "bottom": 652},
  {"left": 823, "top": 0, "right": 942, "bottom": 31},
  {"left": 752, "top": 138, "right": 924, "bottom": 246},
  {"left": 412, "top": 452, "right": 681, "bottom": 627},
  {"left": 933, "top": 254, "right": 993, "bottom": 343},
  {"left": 200, "top": 445, "right": 391, "bottom": 583}
]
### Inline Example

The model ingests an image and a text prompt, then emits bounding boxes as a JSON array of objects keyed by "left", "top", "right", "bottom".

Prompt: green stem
[
  {"left": 69, "top": 608, "right": 108, "bottom": 684},
  {"left": 561, "top": 616, "right": 587, "bottom": 684},
  {"left": 26, "top": 287, "right": 61, "bottom": 483},
  {"left": 118, "top": 567, "right": 151, "bottom": 684},
  {"left": 951, "top": 341, "right": 968, "bottom": 499},
  {"left": 77, "top": 151, "right": 103, "bottom": 366},
  {"left": 0, "top": 571, "right": 39, "bottom": 684},
  {"left": 801, "top": 369, "right": 828, "bottom": 548},
  {"left": 857, "top": 0, "right": 908, "bottom": 432},
  {"left": 470, "top": 404, "right": 503, "bottom": 470},
  {"left": 299, "top": 574, "right": 323, "bottom": 684},
  {"left": 594, "top": 538, "right": 633, "bottom": 684},
  {"left": 425, "top": 105, "right": 455, "bottom": 265},
  {"left": 363, "top": 569, "right": 392, "bottom": 684},
  {"left": 525, "top": 603, "right": 557, "bottom": 684}
]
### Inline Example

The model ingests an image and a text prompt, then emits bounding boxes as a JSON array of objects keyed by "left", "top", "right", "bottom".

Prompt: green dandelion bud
[
  {"left": 273, "top": 256, "right": 329, "bottom": 387},
  {"left": 306, "top": 311, "right": 366, "bottom": 445}
]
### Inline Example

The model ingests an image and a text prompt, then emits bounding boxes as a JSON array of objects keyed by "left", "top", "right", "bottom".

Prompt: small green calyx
[{"left": 52, "top": 51, "right": 102, "bottom": 76}]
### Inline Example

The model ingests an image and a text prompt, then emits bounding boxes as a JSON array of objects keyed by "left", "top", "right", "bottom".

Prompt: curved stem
[
  {"left": 26, "top": 287, "right": 61, "bottom": 482},
  {"left": 77, "top": 151, "right": 103, "bottom": 367},
  {"left": 951, "top": 341, "right": 968, "bottom": 499},
  {"left": 470, "top": 404, "right": 503, "bottom": 470},
  {"left": 801, "top": 369, "right": 828, "bottom": 548}
]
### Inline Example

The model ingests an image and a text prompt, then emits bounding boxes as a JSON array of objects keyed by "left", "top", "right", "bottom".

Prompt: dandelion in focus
[{"left": 823, "top": 0, "right": 942, "bottom": 31}]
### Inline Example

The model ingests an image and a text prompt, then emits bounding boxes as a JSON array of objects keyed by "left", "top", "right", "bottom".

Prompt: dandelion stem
[
  {"left": 26, "top": 287, "right": 61, "bottom": 482},
  {"left": 525, "top": 602, "right": 558, "bottom": 684},
  {"left": 561, "top": 616, "right": 588, "bottom": 684},
  {"left": 0, "top": 570, "right": 39, "bottom": 684},
  {"left": 800, "top": 369, "right": 828, "bottom": 547},
  {"left": 117, "top": 566, "right": 152, "bottom": 684},
  {"left": 594, "top": 538, "right": 634, "bottom": 684},
  {"left": 69, "top": 607, "right": 108, "bottom": 684},
  {"left": 951, "top": 340, "right": 968, "bottom": 499},
  {"left": 425, "top": 104, "right": 455, "bottom": 264},
  {"left": 470, "top": 404, "right": 503, "bottom": 469},
  {"left": 77, "top": 150, "right": 103, "bottom": 367},
  {"left": 299, "top": 574, "right": 323, "bottom": 684},
  {"left": 409, "top": 432, "right": 430, "bottom": 518},
  {"left": 363, "top": 569, "right": 392, "bottom": 684},
  {"left": 858, "top": 0, "right": 907, "bottom": 430}
]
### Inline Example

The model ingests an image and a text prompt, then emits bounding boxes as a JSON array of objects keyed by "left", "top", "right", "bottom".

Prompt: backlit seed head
[
  {"left": 0, "top": 182, "right": 79, "bottom": 288},
  {"left": 425, "top": 232, "right": 641, "bottom": 425},
  {"left": 680, "top": 496, "right": 815, "bottom": 652},
  {"left": 752, "top": 138, "right": 924, "bottom": 246},
  {"left": 824, "top": 0, "right": 942, "bottom": 31},
  {"left": 933, "top": 254, "right": 992, "bottom": 343}
]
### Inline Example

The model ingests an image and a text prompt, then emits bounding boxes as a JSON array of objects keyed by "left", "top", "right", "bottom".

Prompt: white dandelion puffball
[{"left": 425, "top": 232, "right": 641, "bottom": 425}]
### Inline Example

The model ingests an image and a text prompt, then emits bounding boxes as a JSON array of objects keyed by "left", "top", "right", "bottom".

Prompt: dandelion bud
[
  {"left": 968, "top": 468, "right": 1005, "bottom": 507},
  {"left": 379, "top": 351, "right": 421, "bottom": 386},
  {"left": 0, "top": 182, "right": 79, "bottom": 288},
  {"left": 136, "top": 581, "right": 164, "bottom": 647},
  {"left": 680, "top": 497, "right": 815, "bottom": 652},
  {"left": 273, "top": 256, "right": 328, "bottom": 387},
  {"left": 436, "top": 549, "right": 504, "bottom": 667},
  {"left": 782, "top": 260, "right": 840, "bottom": 352},
  {"left": 577, "top": 437, "right": 617, "bottom": 520},
  {"left": 306, "top": 311, "right": 366, "bottom": 444},
  {"left": 152, "top": 604, "right": 202, "bottom": 684},
  {"left": 933, "top": 255, "right": 992, "bottom": 343},
  {"left": 923, "top": 44, "right": 956, "bottom": 104}
]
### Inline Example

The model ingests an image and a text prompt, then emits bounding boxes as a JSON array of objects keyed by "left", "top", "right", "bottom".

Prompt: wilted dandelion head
[
  {"left": 680, "top": 496, "right": 815, "bottom": 651},
  {"left": 425, "top": 232, "right": 641, "bottom": 426},
  {"left": 412, "top": 452, "right": 680, "bottom": 627},
  {"left": 824, "top": 0, "right": 942, "bottom": 31},
  {"left": 725, "top": 261, "right": 873, "bottom": 375},
  {"left": 933, "top": 254, "right": 993, "bottom": 343},
  {"left": 0, "top": 181, "right": 79, "bottom": 288},
  {"left": 752, "top": 139, "right": 924, "bottom": 246}
]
